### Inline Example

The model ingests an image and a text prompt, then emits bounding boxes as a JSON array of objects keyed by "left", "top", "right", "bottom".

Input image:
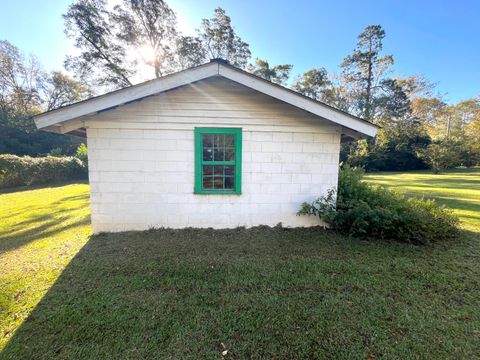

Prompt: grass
[
  {"left": 0, "top": 169, "right": 479, "bottom": 359},
  {"left": 365, "top": 167, "right": 480, "bottom": 233},
  {"left": 0, "top": 183, "right": 91, "bottom": 352}
]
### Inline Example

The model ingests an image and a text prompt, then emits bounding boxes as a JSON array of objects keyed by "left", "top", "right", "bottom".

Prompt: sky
[{"left": 0, "top": 0, "right": 478, "bottom": 103}]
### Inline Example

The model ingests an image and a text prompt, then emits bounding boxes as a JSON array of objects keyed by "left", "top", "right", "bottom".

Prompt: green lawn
[
  {"left": 0, "top": 183, "right": 91, "bottom": 352},
  {"left": 365, "top": 168, "right": 480, "bottom": 233},
  {"left": 0, "top": 169, "right": 479, "bottom": 359}
]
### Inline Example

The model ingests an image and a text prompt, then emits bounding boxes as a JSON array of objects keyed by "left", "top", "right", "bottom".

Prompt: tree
[
  {"left": 291, "top": 68, "right": 330, "bottom": 99},
  {"left": 396, "top": 74, "right": 435, "bottom": 99},
  {"left": 338, "top": 25, "right": 440, "bottom": 172},
  {"left": 196, "top": 7, "right": 251, "bottom": 68},
  {"left": 411, "top": 96, "right": 446, "bottom": 136},
  {"left": 64, "top": 0, "right": 134, "bottom": 88},
  {"left": 247, "top": 58, "right": 292, "bottom": 85},
  {"left": 343, "top": 74, "right": 433, "bottom": 171},
  {"left": 344, "top": 116, "right": 431, "bottom": 172},
  {"left": 0, "top": 40, "right": 44, "bottom": 130},
  {"left": 112, "top": 0, "right": 178, "bottom": 78},
  {"left": 43, "top": 71, "right": 93, "bottom": 111},
  {"left": 375, "top": 78, "right": 411, "bottom": 120},
  {"left": 0, "top": 41, "right": 88, "bottom": 156},
  {"left": 413, "top": 96, "right": 480, "bottom": 143},
  {"left": 0, "top": 42, "right": 41, "bottom": 141},
  {"left": 1, "top": 41, "right": 93, "bottom": 114},
  {"left": 452, "top": 98, "right": 480, "bottom": 138},
  {"left": 466, "top": 97, "right": 480, "bottom": 160},
  {"left": 341, "top": 25, "right": 393, "bottom": 121},
  {"left": 174, "top": 36, "right": 206, "bottom": 70},
  {"left": 291, "top": 68, "right": 353, "bottom": 111},
  {"left": 421, "top": 139, "right": 461, "bottom": 173},
  {"left": 64, "top": 3, "right": 251, "bottom": 86}
]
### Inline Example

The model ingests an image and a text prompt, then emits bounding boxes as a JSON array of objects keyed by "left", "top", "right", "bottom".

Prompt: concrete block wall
[{"left": 87, "top": 127, "right": 340, "bottom": 232}]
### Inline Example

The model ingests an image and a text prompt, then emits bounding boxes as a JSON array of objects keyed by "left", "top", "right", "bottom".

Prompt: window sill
[{"left": 194, "top": 190, "right": 242, "bottom": 195}]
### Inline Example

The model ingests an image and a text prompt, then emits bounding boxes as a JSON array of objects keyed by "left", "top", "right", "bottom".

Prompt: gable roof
[{"left": 34, "top": 59, "right": 378, "bottom": 138}]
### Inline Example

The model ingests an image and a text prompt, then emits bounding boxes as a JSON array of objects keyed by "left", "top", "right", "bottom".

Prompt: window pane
[
  {"left": 225, "top": 148, "right": 235, "bottom": 161},
  {"left": 224, "top": 134, "right": 235, "bottom": 147},
  {"left": 203, "top": 134, "right": 213, "bottom": 147},
  {"left": 214, "top": 165, "right": 224, "bottom": 176},
  {"left": 225, "top": 165, "right": 234, "bottom": 176},
  {"left": 213, "top": 176, "right": 224, "bottom": 189},
  {"left": 214, "top": 134, "right": 225, "bottom": 148},
  {"left": 203, "top": 148, "right": 213, "bottom": 161},
  {"left": 202, "top": 134, "right": 214, "bottom": 161},
  {"left": 203, "top": 165, "right": 214, "bottom": 176},
  {"left": 213, "top": 148, "right": 225, "bottom": 161},
  {"left": 225, "top": 176, "right": 235, "bottom": 189},
  {"left": 203, "top": 176, "right": 214, "bottom": 189}
]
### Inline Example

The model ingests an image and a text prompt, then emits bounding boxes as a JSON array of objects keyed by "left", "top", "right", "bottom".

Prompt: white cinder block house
[{"left": 34, "top": 59, "right": 378, "bottom": 233}]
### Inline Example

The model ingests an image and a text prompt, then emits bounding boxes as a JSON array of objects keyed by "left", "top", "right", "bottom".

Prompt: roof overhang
[{"left": 34, "top": 60, "right": 378, "bottom": 138}]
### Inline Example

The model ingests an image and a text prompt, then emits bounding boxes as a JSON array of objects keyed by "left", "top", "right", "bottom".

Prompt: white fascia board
[
  {"left": 34, "top": 62, "right": 219, "bottom": 129},
  {"left": 34, "top": 60, "right": 377, "bottom": 138},
  {"left": 218, "top": 65, "right": 378, "bottom": 137}
]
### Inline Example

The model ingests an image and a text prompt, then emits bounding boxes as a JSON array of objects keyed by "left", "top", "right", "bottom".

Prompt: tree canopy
[
  {"left": 0, "top": 41, "right": 90, "bottom": 155},
  {"left": 247, "top": 58, "right": 292, "bottom": 85},
  {"left": 0, "top": 2, "right": 479, "bottom": 170},
  {"left": 64, "top": 2, "right": 251, "bottom": 88}
]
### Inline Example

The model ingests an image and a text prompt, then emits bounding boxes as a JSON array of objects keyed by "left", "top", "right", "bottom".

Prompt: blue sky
[{"left": 1, "top": 0, "right": 478, "bottom": 103}]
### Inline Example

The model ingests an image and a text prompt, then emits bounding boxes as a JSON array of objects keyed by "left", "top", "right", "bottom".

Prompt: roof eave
[
  {"left": 34, "top": 60, "right": 378, "bottom": 138},
  {"left": 217, "top": 64, "right": 378, "bottom": 137},
  {"left": 34, "top": 61, "right": 220, "bottom": 130}
]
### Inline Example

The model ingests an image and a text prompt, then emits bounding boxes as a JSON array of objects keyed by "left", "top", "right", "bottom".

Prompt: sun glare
[{"left": 137, "top": 44, "right": 156, "bottom": 64}]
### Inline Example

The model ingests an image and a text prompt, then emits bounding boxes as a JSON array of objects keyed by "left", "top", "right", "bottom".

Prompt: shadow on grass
[
  {"left": 0, "top": 192, "right": 91, "bottom": 254},
  {"left": 0, "top": 187, "right": 90, "bottom": 222},
  {"left": 1, "top": 227, "right": 479, "bottom": 359},
  {"left": 0, "top": 215, "right": 91, "bottom": 255}
]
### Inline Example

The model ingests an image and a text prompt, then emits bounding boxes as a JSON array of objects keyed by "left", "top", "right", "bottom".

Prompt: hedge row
[{"left": 0, "top": 154, "right": 88, "bottom": 189}]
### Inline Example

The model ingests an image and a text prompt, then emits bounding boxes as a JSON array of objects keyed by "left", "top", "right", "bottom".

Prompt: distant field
[
  {"left": 0, "top": 169, "right": 479, "bottom": 359},
  {"left": 365, "top": 167, "right": 480, "bottom": 232}
]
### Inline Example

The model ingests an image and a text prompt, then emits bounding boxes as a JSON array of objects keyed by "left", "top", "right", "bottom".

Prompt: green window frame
[{"left": 194, "top": 127, "right": 242, "bottom": 195}]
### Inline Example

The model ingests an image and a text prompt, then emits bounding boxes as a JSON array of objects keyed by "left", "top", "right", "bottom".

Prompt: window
[{"left": 194, "top": 127, "right": 242, "bottom": 194}]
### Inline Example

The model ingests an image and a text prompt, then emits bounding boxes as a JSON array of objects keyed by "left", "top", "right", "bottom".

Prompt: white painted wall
[{"left": 86, "top": 77, "right": 341, "bottom": 233}]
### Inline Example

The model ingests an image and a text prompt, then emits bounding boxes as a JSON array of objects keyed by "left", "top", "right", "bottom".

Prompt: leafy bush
[
  {"left": 298, "top": 166, "right": 459, "bottom": 245},
  {"left": 47, "top": 147, "right": 64, "bottom": 157},
  {"left": 74, "top": 143, "right": 88, "bottom": 164},
  {"left": 0, "top": 154, "right": 88, "bottom": 189}
]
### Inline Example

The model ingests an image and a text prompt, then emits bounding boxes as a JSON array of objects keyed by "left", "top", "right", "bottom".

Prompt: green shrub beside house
[{"left": 299, "top": 166, "right": 459, "bottom": 244}]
